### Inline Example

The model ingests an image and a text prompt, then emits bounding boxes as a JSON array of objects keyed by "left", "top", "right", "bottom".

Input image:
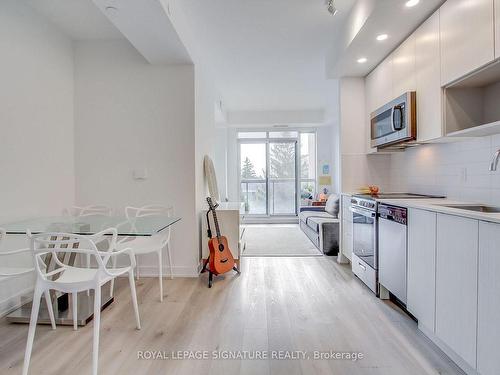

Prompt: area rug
[{"left": 242, "top": 224, "right": 322, "bottom": 257}]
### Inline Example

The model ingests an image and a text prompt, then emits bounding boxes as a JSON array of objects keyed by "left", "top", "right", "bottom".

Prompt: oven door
[{"left": 351, "top": 206, "right": 377, "bottom": 270}]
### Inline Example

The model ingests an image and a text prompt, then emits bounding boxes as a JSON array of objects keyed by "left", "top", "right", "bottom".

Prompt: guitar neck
[{"left": 211, "top": 208, "right": 222, "bottom": 239}]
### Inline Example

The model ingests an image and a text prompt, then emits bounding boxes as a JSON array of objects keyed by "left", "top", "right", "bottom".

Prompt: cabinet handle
[{"left": 358, "top": 262, "right": 366, "bottom": 271}]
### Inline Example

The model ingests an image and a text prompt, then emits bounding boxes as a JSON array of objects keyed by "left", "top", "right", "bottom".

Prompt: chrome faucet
[{"left": 489, "top": 149, "right": 500, "bottom": 171}]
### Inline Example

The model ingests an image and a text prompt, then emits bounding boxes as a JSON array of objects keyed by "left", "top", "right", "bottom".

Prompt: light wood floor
[{"left": 0, "top": 257, "right": 463, "bottom": 375}]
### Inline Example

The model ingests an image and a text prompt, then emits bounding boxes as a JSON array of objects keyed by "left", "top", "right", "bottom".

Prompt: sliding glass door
[
  {"left": 269, "top": 141, "right": 297, "bottom": 215},
  {"left": 240, "top": 142, "right": 267, "bottom": 215},
  {"left": 239, "top": 133, "right": 299, "bottom": 217}
]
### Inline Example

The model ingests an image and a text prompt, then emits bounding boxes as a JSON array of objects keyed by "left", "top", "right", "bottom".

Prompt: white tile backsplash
[{"left": 389, "top": 136, "right": 500, "bottom": 205}]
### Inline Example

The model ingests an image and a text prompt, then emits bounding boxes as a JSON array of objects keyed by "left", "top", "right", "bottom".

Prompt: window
[
  {"left": 300, "top": 132, "right": 316, "bottom": 205},
  {"left": 238, "top": 130, "right": 317, "bottom": 215}
]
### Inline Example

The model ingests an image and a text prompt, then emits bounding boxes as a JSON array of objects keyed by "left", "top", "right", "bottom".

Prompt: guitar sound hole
[{"left": 218, "top": 244, "right": 224, "bottom": 252}]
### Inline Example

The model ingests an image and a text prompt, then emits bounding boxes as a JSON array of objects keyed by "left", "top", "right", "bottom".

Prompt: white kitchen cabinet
[
  {"left": 340, "top": 194, "right": 353, "bottom": 262},
  {"left": 392, "top": 35, "right": 416, "bottom": 98},
  {"left": 366, "top": 57, "right": 393, "bottom": 112},
  {"left": 440, "top": 0, "right": 495, "bottom": 86},
  {"left": 477, "top": 221, "right": 500, "bottom": 375},
  {"left": 435, "top": 214, "right": 478, "bottom": 369},
  {"left": 365, "top": 58, "right": 393, "bottom": 153},
  {"left": 364, "top": 73, "right": 377, "bottom": 154},
  {"left": 415, "top": 11, "right": 443, "bottom": 142},
  {"left": 407, "top": 209, "right": 436, "bottom": 332}
]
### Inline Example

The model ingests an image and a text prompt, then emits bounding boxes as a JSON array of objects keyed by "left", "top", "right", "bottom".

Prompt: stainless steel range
[{"left": 350, "top": 193, "right": 444, "bottom": 295}]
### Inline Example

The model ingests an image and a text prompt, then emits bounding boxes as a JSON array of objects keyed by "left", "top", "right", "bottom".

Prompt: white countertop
[{"left": 376, "top": 198, "right": 500, "bottom": 224}]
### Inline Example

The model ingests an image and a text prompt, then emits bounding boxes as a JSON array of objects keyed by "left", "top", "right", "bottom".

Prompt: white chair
[
  {"left": 0, "top": 228, "right": 56, "bottom": 329},
  {"left": 113, "top": 205, "right": 173, "bottom": 302},
  {"left": 22, "top": 228, "right": 140, "bottom": 375}
]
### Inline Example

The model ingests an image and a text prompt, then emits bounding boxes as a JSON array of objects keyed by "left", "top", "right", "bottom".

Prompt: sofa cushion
[
  {"left": 307, "top": 216, "right": 340, "bottom": 232},
  {"left": 324, "top": 194, "right": 340, "bottom": 218},
  {"left": 299, "top": 211, "right": 334, "bottom": 225}
]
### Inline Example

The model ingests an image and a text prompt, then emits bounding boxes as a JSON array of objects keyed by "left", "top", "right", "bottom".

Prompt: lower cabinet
[
  {"left": 477, "top": 221, "right": 500, "bottom": 375},
  {"left": 340, "top": 195, "right": 353, "bottom": 261},
  {"left": 435, "top": 214, "right": 478, "bottom": 370},
  {"left": 407, "top": 211, "right": 500, "bottom": 374},
  {"left": 407, "top": 209, "right": 436, "bottom": 332}
]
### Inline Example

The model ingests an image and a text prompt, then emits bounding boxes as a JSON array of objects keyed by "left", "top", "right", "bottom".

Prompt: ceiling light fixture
[
  {"left": 105, "top": 6, "right": 118, "bottom": 14},
  {"left": 376, "top": 34, "right": 388, "bottom": 41},
  {"left": 326, "top": 0, "right": 338, "bottom": 16},
  {"left": 405, "top": 0, "right": 420, "bottom": 7},
  {"left": 357, "top": 57, "right": 367, "bottom": 64}
]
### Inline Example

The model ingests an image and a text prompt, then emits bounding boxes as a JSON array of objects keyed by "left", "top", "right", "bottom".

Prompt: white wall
[
  {"left": 390, "top": 136, "right": 500, "bottom": 205},
  {"left": 193, "top": 65, "right": 218, "bottom": 257},
  {"left": 74, "top": 40, "right": 199, "bottom": 276},
  {"left": 339, "top": 78, "right": 392, "bottom": 192},
  {"left": 0, "top": 0, "right": 75, "bottom": 314},
  {"left": 316, "top": 125, "right": 334, "bottom": 193},
  {"left": 213, "top": 127, "right": 228, "bottom": 200}
]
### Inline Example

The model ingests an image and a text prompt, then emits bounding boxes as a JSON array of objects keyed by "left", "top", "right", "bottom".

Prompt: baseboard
[
  {"left": 0, "top": 286, "right": 34, "bottom": 318},
  {"left": 419, "top": 324, "right": 476, "bottom": 375}
]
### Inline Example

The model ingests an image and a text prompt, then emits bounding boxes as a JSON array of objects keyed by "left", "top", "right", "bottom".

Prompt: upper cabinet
[
  {"left": 415, "top": 11, "right": 443, "bottom": 142},
  {"left": 365, "top": 58, "right": 393, "bottom": 153},
  {"left": 366, "top": 57, "right": 393, "bottom": 112},
  {"left": 440, "top": 0, "right": 495, "bottom": 86},
  {"left": 392, "top": 35, "right": 416, "bottom": 97}
]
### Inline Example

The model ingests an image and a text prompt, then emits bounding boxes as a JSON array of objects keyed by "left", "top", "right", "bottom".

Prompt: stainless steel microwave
[{"left": 370, "top": 92, "right": 416, "bottom": 148}]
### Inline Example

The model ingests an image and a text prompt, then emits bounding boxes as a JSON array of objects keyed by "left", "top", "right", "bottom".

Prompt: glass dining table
[{"left": 2, "top": 214, "right": 181, "bottom": 326}]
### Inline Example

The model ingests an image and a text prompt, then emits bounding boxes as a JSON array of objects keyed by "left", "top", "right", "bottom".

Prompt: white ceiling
[
  {"left": 25, "top": 0, "right": 123, "bottom": 40},
  {"left": 178, "top": 0, "right": 354, "bottom": 112},
  {"left": 92, "top": 0, "right": 191, "bottom": 64},
  {"left": 327, "top": 0, "right": 445, "bottom": 77}
]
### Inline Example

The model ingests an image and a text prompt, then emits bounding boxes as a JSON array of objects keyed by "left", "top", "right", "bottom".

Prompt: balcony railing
[{"left": 241, "top": 178, "right": 313, "bottom": 216}]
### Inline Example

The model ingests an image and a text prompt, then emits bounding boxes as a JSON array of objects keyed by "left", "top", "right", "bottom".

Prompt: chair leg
[
  {"left": 22, "top": 286, "right": 42, "bottom": 375},
  {"left": 136, "top": 257, "right": 140, "bottom": 280},
  {"left": 86, "top": 254, "right": 91, "bottom": 296},
  {"left": 92, "top": 286, "right": 101, "bottom": 375},
  {"left": 43, "top": 291, "right": 56, "bottom": 330},
  {"left": 110, "top": 255, "right": 117, "bottom": 298},
  {"left": 157, "top": 250, "right": 163, "bottom": 302},
  {"left": 72, "top": 292, "right": 78, "bottom": 331},
  {"left": 166, "top": 243, "right": 173, "bottom": 280},
  {"left": 127, "top": 271, "right": 141, "bottom": 330}
]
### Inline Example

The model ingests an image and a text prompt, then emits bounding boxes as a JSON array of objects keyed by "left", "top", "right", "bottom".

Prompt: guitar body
[
  {"left": 205, "top": 196, "right": 240, "bottom": 287},
  {"left": 208, "top": 235, "right": 235, "bottom": 275}
]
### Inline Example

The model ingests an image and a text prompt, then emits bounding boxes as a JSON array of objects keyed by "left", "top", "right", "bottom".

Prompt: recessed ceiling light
[
  {"left": 357, "top": 57, "right": 367, "bottom": 64},
  {"left": 105, "top": 6, "right": 118, "bottom": 14},
  {"left": 376, "top": 34, "right": 388, "bottom": 41},
  {"left": 405, "top": 0, "right": 420, "bottom": 7}
]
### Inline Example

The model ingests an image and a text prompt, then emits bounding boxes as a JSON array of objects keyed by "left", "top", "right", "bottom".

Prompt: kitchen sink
[{"left": 435, "top": 204, "right": 500, "bottom": 213}]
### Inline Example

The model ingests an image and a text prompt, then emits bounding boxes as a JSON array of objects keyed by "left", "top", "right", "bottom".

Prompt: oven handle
[{"left": 350, "top": 206, "right": 376, "bottom": 218}]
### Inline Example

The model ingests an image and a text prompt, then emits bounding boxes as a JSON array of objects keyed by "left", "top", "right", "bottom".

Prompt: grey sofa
[{"left": 299, "top": 195, "right": 340, "bottom": 256}]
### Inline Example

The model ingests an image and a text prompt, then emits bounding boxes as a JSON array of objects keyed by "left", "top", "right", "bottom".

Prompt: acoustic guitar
[{"left": 206, "top": 197, "right": 238, "bottom": 281}]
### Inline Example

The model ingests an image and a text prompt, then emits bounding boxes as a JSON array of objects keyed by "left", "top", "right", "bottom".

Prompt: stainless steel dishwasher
[{"left": 378, "top": 204, "right": 407, "bottom": 304}]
